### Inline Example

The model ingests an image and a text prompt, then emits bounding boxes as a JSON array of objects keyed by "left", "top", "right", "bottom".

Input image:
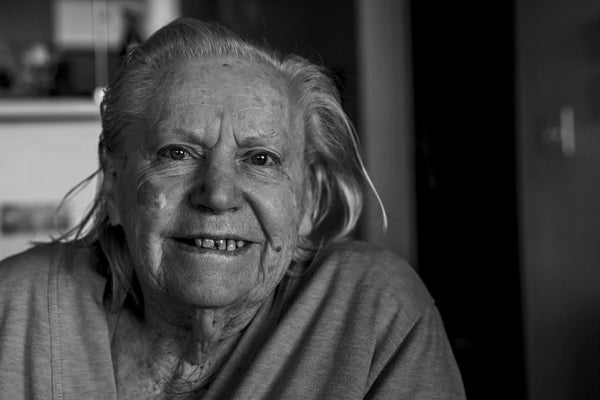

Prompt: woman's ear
[{"left": 102, "top": 156, "right": 122, "bottom": 227}]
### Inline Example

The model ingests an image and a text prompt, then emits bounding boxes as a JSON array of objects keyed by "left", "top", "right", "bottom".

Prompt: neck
[
  {"left": 109, "top": 293, "right": 267, "bottom": 396},
  {"left": 141, "top": 297, "right": 263, "bottom": 364}
]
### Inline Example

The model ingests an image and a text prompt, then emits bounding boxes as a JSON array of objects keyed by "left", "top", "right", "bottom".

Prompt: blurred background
[{"left": 1, "top": 0, "right": 599, "bottom": 398}]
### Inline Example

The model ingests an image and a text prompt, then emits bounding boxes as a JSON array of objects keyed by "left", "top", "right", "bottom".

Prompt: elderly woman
[{"left": 0, "top": 19, "right": 465, "bottom": 399}]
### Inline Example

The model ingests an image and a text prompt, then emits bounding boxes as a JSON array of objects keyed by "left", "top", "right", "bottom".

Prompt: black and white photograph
[{"left": 0, "top": 1, "right": 598, "bottom": 399}]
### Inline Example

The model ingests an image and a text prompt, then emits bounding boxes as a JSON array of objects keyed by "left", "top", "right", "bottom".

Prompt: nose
[{"left": 188, "top": 157, "right": 243, "bottom": 214}]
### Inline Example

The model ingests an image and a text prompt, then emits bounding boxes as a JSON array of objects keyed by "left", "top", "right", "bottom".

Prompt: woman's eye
[
  {"left": 159, "top": 146, "right": 190, "bottom": 160},
  {"left": 169, "top": 149, "right": 187, "bottom": 160},
  {"left": 249, "top": 153, "right": 278, "bottom": 166}
]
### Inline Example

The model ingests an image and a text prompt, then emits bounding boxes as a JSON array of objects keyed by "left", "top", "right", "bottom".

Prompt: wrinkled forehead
[
  {"left": 159, "top": 57, "right": 288, "bottom": 98},
  {"left": 145, "top": 57, "right": 300, "bottom": 141}
]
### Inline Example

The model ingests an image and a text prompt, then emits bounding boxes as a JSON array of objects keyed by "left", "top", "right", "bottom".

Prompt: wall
[
  {"left": 181, "top": 0, "right": 357, "bottom": 116},
  {"left": 357, "top": 0, "right": 416, "bottom": 264},
  {"left": 0, "top": 0, "right": 52, "bottom": 51},
  {"left": 517, "top": 1, "right": 600, "bottom": 398},
  {"left": 0, "top": 100, "right": 99, "bottom": 259}
]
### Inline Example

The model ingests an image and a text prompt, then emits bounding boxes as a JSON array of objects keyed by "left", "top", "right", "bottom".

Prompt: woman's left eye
[{"left": 248, "top": 152, "right": 279, "bottom": 167}]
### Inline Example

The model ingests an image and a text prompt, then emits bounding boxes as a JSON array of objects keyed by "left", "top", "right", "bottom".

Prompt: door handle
[{"left": 542, "top": 106, "right": 576, "bottom": 157}]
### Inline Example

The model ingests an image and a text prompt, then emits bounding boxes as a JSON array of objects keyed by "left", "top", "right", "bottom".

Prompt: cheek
[
  {"left": 119, "top": 177, "right": 185, "bottom": 289},
  {"left": 249, "top": 180, "right": 302, "bottom": 242},
  {"left": 116, "top": 170, "right": 185, "bottom": 259},
  {"left": 136, "top": 179, "right": 170, "bottom": 210},
  {"left": 244, "top": 182, "right": 302, "bottom": 302},
  {"left": 120, "top": 161, "right": 189, "bottom": 213}
]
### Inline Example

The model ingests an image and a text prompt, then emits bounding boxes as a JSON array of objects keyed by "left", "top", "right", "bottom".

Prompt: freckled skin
[{"left": 111, "top": 57, "right": 307, "bottom": 316}]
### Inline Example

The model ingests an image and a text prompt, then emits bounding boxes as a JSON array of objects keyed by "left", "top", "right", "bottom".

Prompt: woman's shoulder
[
  {"left": 0, "top": 244, "right": 60, "bottom": 290},
  {"left": 0, "top": 242, "right": 100, "bottom": 297},
  {"left": 305, "top": 240, "right": 435, "bottom": 318}
]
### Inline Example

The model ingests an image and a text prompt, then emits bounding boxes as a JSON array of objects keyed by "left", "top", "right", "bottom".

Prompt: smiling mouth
[{"left": 174, "top": 237, "right": 248, "bottom": 252}]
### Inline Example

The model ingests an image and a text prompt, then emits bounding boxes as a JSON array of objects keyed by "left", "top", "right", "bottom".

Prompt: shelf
[{"left": 0, "top": 98, "right": 100, "bottom": 122}]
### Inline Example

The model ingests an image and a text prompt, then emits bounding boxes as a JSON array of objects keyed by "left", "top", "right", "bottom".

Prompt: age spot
[{"left": 136, "top": 180, "right": 168, "bottom": 209}]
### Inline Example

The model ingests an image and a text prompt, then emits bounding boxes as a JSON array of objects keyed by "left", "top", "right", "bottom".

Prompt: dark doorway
[{"left": 411, "top": 2, "right": 526, "bottom": 399}]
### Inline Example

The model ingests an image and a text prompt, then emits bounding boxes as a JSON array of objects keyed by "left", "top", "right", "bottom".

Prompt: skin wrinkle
[
  {"left": 147, "top": 58, "right": 288, "bottom": 142},
  {"left": 112, "top": 303, "right": 242, "bottom": 396},
  {"left": 164, "top": 96, "right": 261, "bottom": 110},
  {"left": 137, "top": 181, "right": 168, "bottom": 210},
  {"left": 109, "top": 56, "right": 308, "bottom": 395},
  {"left": 252, "top": 154, "right": 305, "bottom": 286},
  {"left": 135, "top": 169, "right": 186, "bottom": 208},
  {"left": 105, "top": 56, "right": 312, "bottom": 396},
  {"left": 81, "top": 23, "right": 375, "bottom": 394}
]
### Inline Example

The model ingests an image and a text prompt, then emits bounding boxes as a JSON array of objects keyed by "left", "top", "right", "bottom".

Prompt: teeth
[
  {"left": 227, "top": 240, "right": 236, "bottom": 251},
  {"left": 193, "top": 237, "right": 245, "bottom": 251}
]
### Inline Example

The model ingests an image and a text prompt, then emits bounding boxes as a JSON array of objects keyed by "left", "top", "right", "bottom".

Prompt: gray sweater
[{"left": 0, "top": 241, "right": 465, "bottom": 399}]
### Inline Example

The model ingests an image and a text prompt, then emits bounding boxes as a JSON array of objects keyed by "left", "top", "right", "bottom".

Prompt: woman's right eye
[{"left": 158, "top": 146, "right": 190, "bottom": 160}]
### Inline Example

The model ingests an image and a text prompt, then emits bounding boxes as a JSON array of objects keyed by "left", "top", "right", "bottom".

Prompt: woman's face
[{"left": 107, "top": 57, "right": 308, "bottom": 310}]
